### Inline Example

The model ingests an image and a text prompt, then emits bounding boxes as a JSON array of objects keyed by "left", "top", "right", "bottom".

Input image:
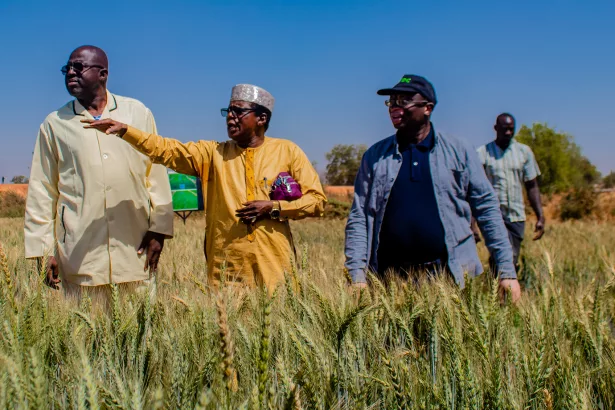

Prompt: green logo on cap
[{"left": 400, "top": 77, "right": 411, "bottom": 83}]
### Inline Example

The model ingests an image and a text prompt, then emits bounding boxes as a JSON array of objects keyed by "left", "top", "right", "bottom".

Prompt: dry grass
[
  {"left": 323, "top": 186, "right": 354, "bottom": 202},
  {"left": 0, "top": 184, "right": 28, "bottom": 197},
  {"left": 0, "top": 191, "right": 26, "bottom": 218},
  {"left": 0, "top": 216, "right": 614, "bottom": 409}
]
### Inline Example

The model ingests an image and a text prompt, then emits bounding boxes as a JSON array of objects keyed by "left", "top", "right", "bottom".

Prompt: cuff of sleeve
[
  {"left": 122, "top": 125, "right": 149, "bottom": 145},
  {"left": 348, "top": 268, "right": 367, "bottom": 283},
  {"left": 148, "top": 227, "right": 174, "bottom": 238},
  {"left": 148, "top": 213, "right": 174, "bottom": 238},
  {"left": 24, "top": 237, "right": 54, "bottom": 259},
  {"left": 524, "top": 175, "right": 538, "bottom": 182},
  {"left": 25, "top": 254, "right": 44, "bottom": 260},
  {"left": 278, "top": 201, "right": 294, "bottom": 218},
  {"left": 498, "top": 271, "right": 517, "bottom": 280}
]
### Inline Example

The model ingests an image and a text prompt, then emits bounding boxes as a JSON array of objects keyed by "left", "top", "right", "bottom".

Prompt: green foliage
[
  {"left": 559, "top": 187, "right": 597, "bottom": 220},
  {"left": 0, "top": 192, "right": 25, "bottom": 218},
  {"left": 323, "top": 198, "right": 351, "bottom": 219},
  {"left": 2, "top": 217, "right": 615, "bottom": 408},
  {"left": 603, "top": 171, "right": 615, "bottom": 189},
  {"left": 10, "top": 175, "right": 28, "bottom": 184},
  {"left": 325, "top": 144, "right": 367, "bottom": 185},
  {"left": 516, "top": 124, "right": 600, "bottom": 194}
]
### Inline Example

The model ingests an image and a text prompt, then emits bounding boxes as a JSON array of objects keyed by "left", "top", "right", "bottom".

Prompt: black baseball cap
[{"left": 377, "top": 74, "right": 437, "bottom": 105}]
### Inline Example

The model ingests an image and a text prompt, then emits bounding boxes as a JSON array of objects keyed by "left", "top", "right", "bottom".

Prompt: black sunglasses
[
  {"left": 220, "top": 106, "right": 258, "bottom": 117},
  {"left": 61, "top": 62, "right": 104, "bottom": 75},
  {"left": 384, "top": 98, "right": 431, "bottom": 108}
]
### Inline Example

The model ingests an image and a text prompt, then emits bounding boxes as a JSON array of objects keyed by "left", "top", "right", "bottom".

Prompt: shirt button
[
  {"left": 103, "top": 154, "right": 109, "bottom": 159},
  {"left": 106, "top": 186, "right": 111, "bottom": 192},
  {"left": 413, "top": 162, "right": 418, "bottom": 166}
]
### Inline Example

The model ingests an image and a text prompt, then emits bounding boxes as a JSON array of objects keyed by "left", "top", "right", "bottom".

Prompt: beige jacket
[{"left": 24, "top": 91, "right": 173, "bottom": 286}]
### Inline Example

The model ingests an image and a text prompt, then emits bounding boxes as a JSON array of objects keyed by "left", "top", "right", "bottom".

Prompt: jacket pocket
[
  {"left": 60, "top": 205, "right": 67, "bottom": 243},
  {"left": 451, "top": 169, "right": 469, "bottom": 198}
]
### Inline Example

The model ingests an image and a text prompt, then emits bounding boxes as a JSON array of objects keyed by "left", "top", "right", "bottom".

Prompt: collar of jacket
[
  {"left": 385, "top": 122, "right": 440, "bottom": 158},
  {"left": 72, "top": 90, "right": 118, "bottom": 116}
]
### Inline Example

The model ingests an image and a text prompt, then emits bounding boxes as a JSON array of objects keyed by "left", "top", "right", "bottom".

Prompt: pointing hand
[{"left": 82, "top": 119, "right": 128, "bottom": 137}]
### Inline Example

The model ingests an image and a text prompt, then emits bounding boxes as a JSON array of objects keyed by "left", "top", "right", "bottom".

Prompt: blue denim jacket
[{"left": 344, "top": 130, "right": 516, "bottom": 286}]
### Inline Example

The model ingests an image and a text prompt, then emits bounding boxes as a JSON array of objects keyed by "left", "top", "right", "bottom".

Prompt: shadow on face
[
  {"left": 64, "top": 47, "right": 108, "bottom": 99},
  {"left": 495, "top": 114, "right": 516, "bottom": 142},
  {"left": 387, "top": 93, "right": 434, "bottom": 130}
]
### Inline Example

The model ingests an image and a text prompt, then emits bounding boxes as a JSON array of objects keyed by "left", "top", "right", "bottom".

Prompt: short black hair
[
  {"left": 497, "top": 112, "right": 515, "bottom": 124},
  {"left": 249, "top": 102, "right": 272, "bottom": 132}
]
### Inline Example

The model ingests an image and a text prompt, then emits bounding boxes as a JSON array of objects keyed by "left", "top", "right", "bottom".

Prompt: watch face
[{"left": 271, "top": 209, "right": 280, "bottom": 219}]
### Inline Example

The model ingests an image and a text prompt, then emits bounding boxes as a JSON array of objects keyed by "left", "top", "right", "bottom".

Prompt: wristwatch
[{"left": 270, "top": 201, "right": 281, "bottom": 220}]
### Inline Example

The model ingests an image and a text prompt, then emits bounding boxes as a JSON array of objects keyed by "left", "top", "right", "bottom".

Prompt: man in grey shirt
[
  {"left": 344, "top": 74, "right": 520, "bottom": 301},
  {"left": 476, "top": 113, "right": 545, "bottom": 272}
]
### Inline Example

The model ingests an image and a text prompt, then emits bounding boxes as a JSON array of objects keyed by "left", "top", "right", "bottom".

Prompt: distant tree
[
  {"left": 516, "top": 123, "right": 600, "bottom": 194},
  {"left": 603, "top": 171, "right": 615, "bottom": 189},
  {"left": 11, "top": 175, "right": 29, "bottom": 184},
  {"left": 569, "top": 146, "right": 601, "bottom": 187},
  {"left": 325, "top": 144, "right": 367, "bottom": 185},
  {"left": 559, "top": 187, "right": 597, "bottom": 220}
]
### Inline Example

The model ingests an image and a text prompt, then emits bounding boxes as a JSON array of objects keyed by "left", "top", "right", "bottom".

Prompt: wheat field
[{"left": 0, "top": 216, "right": 614, "bottom": 409}]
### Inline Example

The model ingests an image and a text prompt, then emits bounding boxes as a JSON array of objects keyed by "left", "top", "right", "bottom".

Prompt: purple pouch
[{"left": 270, "top": 172, "right": 302, "bottom": 201}]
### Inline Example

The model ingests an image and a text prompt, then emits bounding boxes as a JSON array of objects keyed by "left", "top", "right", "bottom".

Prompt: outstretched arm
[{"left": 83, "top": 119, "right": 214, "bottom": 177}]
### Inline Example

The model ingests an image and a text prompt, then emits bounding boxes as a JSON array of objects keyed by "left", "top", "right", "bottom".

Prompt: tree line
[{"left": 325, "top": 123, "right": 613, "bottom": 194}]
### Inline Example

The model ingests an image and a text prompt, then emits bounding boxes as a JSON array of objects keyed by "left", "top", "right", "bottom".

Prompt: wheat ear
[{"left": 216, "top": 293, "right": 238, "bottom": 393}]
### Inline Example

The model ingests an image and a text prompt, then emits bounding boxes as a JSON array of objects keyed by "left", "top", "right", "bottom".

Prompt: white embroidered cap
[{"left": 230, "top": 84, "right": 275, "bottom": 112}]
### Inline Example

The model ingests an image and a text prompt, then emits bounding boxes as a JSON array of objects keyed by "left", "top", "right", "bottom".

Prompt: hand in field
[
  {"left": 138, "top": 231, "right": 166, "bottom": 273},
  {"left": 349, "top": 282, "right": 368, "bottom": 302},
  {"left": 82, "top": 119, "right": 128, "bottom": 137},
  {"left": 533, "top": 218, "right": 545, "bottom": 241},
  {"left": 39, "top": 256, "right": 60, "bottom": 290},
  {"left": 499, "top": 278, "right": 521, "bottom": 304},
  {"left": 470, "top": 217, "right": 482, "bottom": 243}
]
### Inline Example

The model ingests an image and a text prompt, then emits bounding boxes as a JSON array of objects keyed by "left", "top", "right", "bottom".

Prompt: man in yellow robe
[
  {"left": 24, "top": 46, "right": 173, "bottom": 299},
  {"left": 85, "top": 84, "right": 326, "bottom": 289}
]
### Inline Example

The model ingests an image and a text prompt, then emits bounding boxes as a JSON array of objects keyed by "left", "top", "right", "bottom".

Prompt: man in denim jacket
[{"left": 344, "top": 75, "right": 520, "bottom": 301}]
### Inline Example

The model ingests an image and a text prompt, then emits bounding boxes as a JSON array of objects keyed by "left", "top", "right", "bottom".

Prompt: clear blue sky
[{"left": 1, "top": 0, "right": 614, "bottom": 181}]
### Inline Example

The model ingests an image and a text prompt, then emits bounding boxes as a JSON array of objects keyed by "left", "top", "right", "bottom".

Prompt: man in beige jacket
[{"left": 24, "top": 45, "right": 173, "bottom": 299}]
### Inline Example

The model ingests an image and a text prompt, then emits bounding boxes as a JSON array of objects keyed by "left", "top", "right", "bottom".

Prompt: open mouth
[{"left": 390, "top": 113, "right": 404, "bottom": 125}]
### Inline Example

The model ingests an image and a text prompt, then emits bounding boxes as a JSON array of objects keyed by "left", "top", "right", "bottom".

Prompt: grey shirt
[
  {"left": 477, "top": 140, "right": 541, "bottom": 223},
  {"left": 344, "top": 130, "right": 516, "bottom": 286}
]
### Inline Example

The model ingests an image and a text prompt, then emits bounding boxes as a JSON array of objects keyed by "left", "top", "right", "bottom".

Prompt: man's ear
[
  {"left": 99, "top": 68, "right": 108, "bottom": 83},
  {"left": 257, "top": 112, "right": 268, "bottom": 127},
  {"left": 424, "top": 103, "right": 434, "bottom": 116}
]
